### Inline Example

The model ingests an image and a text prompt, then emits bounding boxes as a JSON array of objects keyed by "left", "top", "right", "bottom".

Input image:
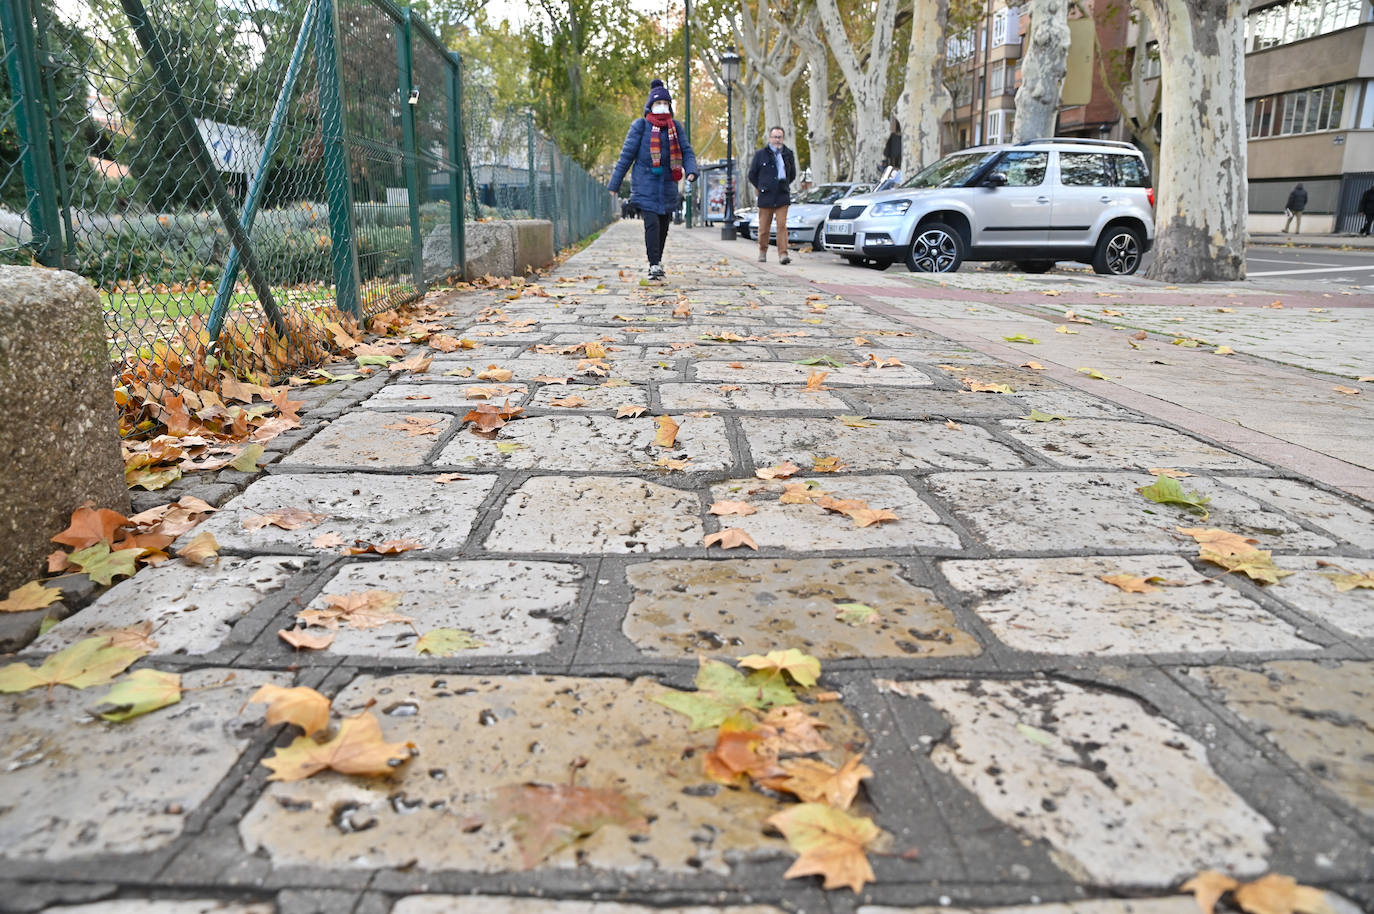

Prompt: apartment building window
[
  {"left": 1246, "top": 0, "right": 1367, "bottom": 53},
  {"left": 1141, "top": 41, "right": 1161, "bottom": 79},
  {"left": 992, "top": 6, "right": 1022, "bottom": 46},
  {"left": 986, "top": 109, "right": 1013, "bottom": 144},
  {"left": 989, "top": 60, "right": 1006, "bottom": 95},
  {"left": 949, "top": 29, "right": 975, "bottom": 62},
  {"left": 1246, "top": 82, "right": 1346, "bottom": 137}
]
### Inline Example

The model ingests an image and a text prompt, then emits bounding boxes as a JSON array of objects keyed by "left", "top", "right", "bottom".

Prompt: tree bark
[
  {"left": 1139, "top": 0, "right": 1246, "bottom": 281},
  {"left": 1013, "top": 0, "right": 1070, "bottom": 142},
  {"left": 1091, "top": 4, "right": 1162, "bottom": 165},
  {"left": 814, "top": 0, "right": 900, "bottom": 181},
  {"left": 900, "top": 0, "right": 951, "bottom": 173},
  {"left": 781, "top": 9, "right": 833, "bottom": 183}
]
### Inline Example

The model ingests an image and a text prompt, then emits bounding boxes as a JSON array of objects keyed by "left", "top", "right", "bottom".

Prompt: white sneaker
[{"left": 648, "top": 264, "right": 665, "bottom": 280}]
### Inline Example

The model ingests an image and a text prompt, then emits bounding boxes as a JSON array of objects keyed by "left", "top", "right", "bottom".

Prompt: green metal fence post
[
  {"left": 396, "top": 9, "right": 425, "bottom": 294},
  {"left": 119, "top": 0, "right": 288, "bottom": 336},
  {"left": 547, "top": 142, "right": 558, "bottom": 249},
  {"left": 447, "top": 51, "right": 465, "bottom": 277},
  {"left": 1, "top": 0, "right": 62, "bottom": 266},
  {"left": 314, "top": 0, "right": 362, "bottom": 318},
  {"left": 209, "top": 0, "right": 317, "bottom": 342},
  {"left": 526, "top": 111, "right": 535, "bottom": 220},
  {"left": 33, "top": 0, "right": 74, "bottom": 259}
]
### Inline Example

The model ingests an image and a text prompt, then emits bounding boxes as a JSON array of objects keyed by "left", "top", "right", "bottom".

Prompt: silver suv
[{"left": 821, "top": 138, "right": 1155, "bottom": 275}]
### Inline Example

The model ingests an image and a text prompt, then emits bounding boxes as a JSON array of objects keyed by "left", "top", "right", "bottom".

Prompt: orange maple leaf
[
  {"left": 52, "top": 506, "right": 130, "bottom": 549},
  {"left": 704, "top": 528, "right": 758, "bottom": 550}
]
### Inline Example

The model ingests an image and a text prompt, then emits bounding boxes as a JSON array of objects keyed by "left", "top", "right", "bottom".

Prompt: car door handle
[{"left": 1037, "top": 196, "right": 1049, "bottom": 204}]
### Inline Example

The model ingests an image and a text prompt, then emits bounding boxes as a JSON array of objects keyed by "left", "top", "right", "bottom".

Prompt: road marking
[
  {"left": 1248, "top": 264, "right": 1374, "bottom": 277},
  {"left": 1247, "top": 256, "right": 1342, "bottom": 266}
]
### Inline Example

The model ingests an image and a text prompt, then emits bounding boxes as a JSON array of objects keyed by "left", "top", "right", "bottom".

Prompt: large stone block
[
  {"left": 459, "top": 221, "right": 515, "bottom": 280},
  {"left": 0, "top": 266, "right": 130, "bottom": 595},
  {"left": 511, "top": 218, "right": 555, "bottom": 273}
]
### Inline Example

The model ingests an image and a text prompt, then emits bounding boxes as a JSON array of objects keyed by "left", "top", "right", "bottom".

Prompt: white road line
[
  {"left": 1248, "top": 264, "right": 1374, "bottom": 276},
  {"left": 1248, "top": 256, "right": 1342, "bottom": 266}
]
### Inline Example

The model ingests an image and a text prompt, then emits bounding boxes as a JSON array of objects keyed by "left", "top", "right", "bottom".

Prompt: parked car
[
  {"left": 735, "top": 182, "right": 871, "bottom": 247},
  {"left": 821, "top": 138, "right": 1154, "bottom": 275}
]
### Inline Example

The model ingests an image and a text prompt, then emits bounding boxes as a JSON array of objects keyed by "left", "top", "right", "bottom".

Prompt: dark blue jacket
[
  {"left": 748, "top": 144, "right": 797, "bottom": 208},
  {"left": 609, "top": 118, "right": 697, "bottom": 215}
]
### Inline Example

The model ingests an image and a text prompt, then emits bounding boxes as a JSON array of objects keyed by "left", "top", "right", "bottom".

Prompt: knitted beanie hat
[{"left": 644, "top": 79, "right": 673, "bottom": 114}]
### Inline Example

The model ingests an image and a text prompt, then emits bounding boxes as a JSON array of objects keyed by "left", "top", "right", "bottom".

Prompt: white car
[
  {"left": 822, "top": 138, "right": 1155, "bottom": 275},
  {"left": 736, "top": 183, "right": 871, "bottom": 248}
]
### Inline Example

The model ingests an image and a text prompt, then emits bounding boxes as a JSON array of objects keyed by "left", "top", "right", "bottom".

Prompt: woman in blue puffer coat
[{"left": 608, "top": 79, "right": 698, "bottom": 280}]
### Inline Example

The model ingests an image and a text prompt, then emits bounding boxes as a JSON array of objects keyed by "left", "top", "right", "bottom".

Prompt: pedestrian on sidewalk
[
  {"left": 1359, "top": 185, "right": 1374, "bottom": 236},
  {"left": 1283, "top": 182, "right": 1307, "bottom": 234},
  {"left": 747, "top": 126, "right": 797, "bottom": 264},
  {"left": 608, "top": 79, "right": 698, "bottom": 281}
]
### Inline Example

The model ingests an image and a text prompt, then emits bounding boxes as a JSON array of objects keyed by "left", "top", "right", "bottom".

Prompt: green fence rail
[{"left": 0, "top": 0, "right": 611, "bottom": 435}]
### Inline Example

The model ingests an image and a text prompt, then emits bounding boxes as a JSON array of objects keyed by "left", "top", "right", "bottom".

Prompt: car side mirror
[{"left": 983, "top": 173, "right": 1008, "bottom": 188}]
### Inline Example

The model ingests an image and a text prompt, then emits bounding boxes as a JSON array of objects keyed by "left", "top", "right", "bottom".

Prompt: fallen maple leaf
[
  {"left": 1200, "top": 548, "right": 1295, "bottom": 585},
  {"left": 0, "top": 581, "right": 62, "bottom": 613},
  {"left": 1320, "top": 569, "right": 1374, "bottom": 592},
  {"left": 834, "top": 602, "right": 878, "bottom": 625},
  {"left": 311, "top": 532, "right": 346, "bottom": 548},
  {"left": 1099, "top": 573, "right": 1159, "bottom": 593},
  {"left": 1176, "top": 526, "right": 1259, "bottom": 556},
  {"left": 838, "top": 415, "right": 877, "bottom": 428},
  {"left": 1138, "top": 477, "right": 1211, "bottom": 518},
  {"left": 261, "top": 711, "right": 412, "bottom": 781},
  {"left": 963, "top": 378, "right": 1015, "bottom": 394},
  {"left": 759, "top": 705, "right": 831, "bottom": 753},
  {"left": 654, "top": 415, "right": 680, "bottom": 448},
  {"left": 761, "top": 754, "right": 873, "bottom": 810},
  {"left": 549, "top": 395, "right": 588, "bottom": 408},
  {"left": 415, "top": 627, "right": 484, "bottom": 655},
  {"left": 704, "top": 716, "right": 784, "bottom": 784},
  {"left": 945, "top": 420, "right": 962, "bottom": 430},
  {"left": 0, "top": 636, "right": 144, "bottom": 693},
  {"left": 848, "top": 507, "right": 899, "bottom": 528},
  {"left": 704, "top": 528, "right": 758, "bottom": 550},
  {"left": 756, "top": 460, "right": 801, "bottom": 480},
  {"left": 1021, "top": 361, "right": 1047, "bottom": 370},
  {"left": 779, "top": 482, "right": 824, "bottom": 504},
  {"left": 342, "top": 538, "right": 424, "bottom": 555},
  {"left": 93, "top": 668, "right": 181, "bottom": 722},
  {"left": 178, "top": 531, "right": 219, "bottom": 566},
  {"left": 1234, "top": 873, "right": 1335, "bottom": 914},
  {"left": 278, "top": 628, "right": 335, "bottom": 650},
  {"left": 383, "top": 415, "right": 443, "bottom": 437},
  {"left": 250, "top": 683, "right": 332, "bottom": 736},
  {"left": 738, "top": 648, "right": 821, "bottom": 687},
  {"left": 654, "top": 456, "right": 692, "bottom": 471},
  {"left": 616, "top": 404, "right": 647, "bottom": 418},
  {"left": 532, "top": 374, "right": 572, "bottom": 385},
  {"left": 67, "top": 542, "right": 139, "bottom": 586},
  {"left": 709, "top": 500, "right": 758, "bottom": 516},
  {"left": 812, "top": 456, "right": 848, "bottom": 473},
  {"left": 1183, "top": 870, "right": 1241, "bottom": 914},
  {"left": 477, "top": 365, "right": 514, "bottom": 381},
  {"left": 52, "top": 506, "right": 129, "bottom": 549},
  {"left": 767, "top": 803, "right": 879, "bottom": 893},
  {"left": 1332, "top": 385, "right": 1360, "bottom": 395},
  {"left": 804, "top": 369, "right": 830, "bottom": 391},
  {"left": 653, "top": 657, "right": 797, "bottom": 730},
  {"left": 243, "top": 508, "right": 330, "bottom": 531},
  {"left": 1150, "top": 467, "right": 1196, "bottom": 478},
  {"left": 301, "top": 590, "right": 410, "bottom": 630},
  {"left": 491, "top": 781, "right": 648, "bottom": 868},
  {"left": 390, "top": 353, "right": 434, "bottom": 374},
  {"left": 1214, "top": 346, "right": 1236, "bottom": 355},
  {"left": 464, "top": 384, "right": 523, "bottom": 400}
]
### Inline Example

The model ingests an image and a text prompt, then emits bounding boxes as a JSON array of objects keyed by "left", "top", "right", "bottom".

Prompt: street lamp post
[{"left": 720, "top": 46, "right": 740, "bottom": 241}]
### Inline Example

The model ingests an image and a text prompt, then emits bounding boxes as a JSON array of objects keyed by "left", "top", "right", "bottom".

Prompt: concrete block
[
  {"left": 511, "top": 218, "right": 554, "bottom": 273},
  {"left": 0, "top": 266, "right": 130, "bottom": 595},
  {"left": 460, "top": 221, "right": 515, "bottom": 280}
]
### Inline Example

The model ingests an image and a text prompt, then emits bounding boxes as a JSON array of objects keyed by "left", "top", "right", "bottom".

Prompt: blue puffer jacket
[{"left": 608, "top": 118, "right": 697, "bottom": 215}]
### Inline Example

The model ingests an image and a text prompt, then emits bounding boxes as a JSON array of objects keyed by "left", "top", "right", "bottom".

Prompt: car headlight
[{"left": 870, "top": 200, "right": 912, "bottom": 216}]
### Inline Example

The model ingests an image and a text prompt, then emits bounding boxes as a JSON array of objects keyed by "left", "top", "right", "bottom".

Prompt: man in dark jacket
[
  {"left": 1359, "top": 185, "right": 1374, "bottom": 236},
  {"left": 608, "top": 79, "right": 698, "bottom": 280},
  {"left": 1283, "top": 183, "right": 1307, "bottom": 234},
  {"left": 747, "top": 126, "right": 797, "bottom": 264}
]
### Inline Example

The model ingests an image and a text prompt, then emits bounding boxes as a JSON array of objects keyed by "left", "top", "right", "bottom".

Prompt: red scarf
[{"left": 646, "top": 112, "right": 683, "bottom": 181}]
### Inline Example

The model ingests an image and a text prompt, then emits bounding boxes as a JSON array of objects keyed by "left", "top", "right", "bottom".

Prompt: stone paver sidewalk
[{"left": 2, "top": 221, "right": 1372, "bottom": 914}]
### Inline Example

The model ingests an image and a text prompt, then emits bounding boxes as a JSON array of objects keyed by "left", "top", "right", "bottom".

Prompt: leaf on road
[
  {"left": 549, "top": 395, "right": 588, "bottom": 408},
  {"left": 1332, "top": 385, "right": 1360, "bottom": 395},
  {"left": 230, "top": 444, "right": 265, "bottom": 472},
  {"left": 834, "top": 602, "right": 878, "bottom": 625},
  {"left": 1021, "top": 361, "right": 1047, "bottom": 370},
  {"left": 709, "top": 500, "right": 757, "bottom": 516},
  {"left": 1181, "top": 870, "right": 1240, "bottom": 914},
  {"left": 0, "top": 581, "right": 62, "bottom": 613},
  {"left": 1002, "top": 334, "right": 1039, "bottom": 344},
  {"left": 767, "top": 803, "right": 879, "bottom": 893},
  {"left": 1099, "top": 573, "right": 1159, "bottom": 593},
  {"left": 838, "top": 415, "right": 877, "bottom": 428},
  {"left": 261, "top": 711, "right": 413, "bottom": 781},
  {"left": 1320, "top": 570, "right": 1374, "bottom": 592},
  {"left": 1176, "top": 526, "right": 1258, "bottom": 556},
  {"left": 383, "top": 416, "right": 444, "bottom": 437},
  {"left": 704, "top": 716, "right": 784, "bottom": 784},
  {"left": 616, "top": 404, "right": 647, "bottom": 418},
  {"left": 1137, "top": 477, "right": 1211, "bottom": 518},
  {"left": 794, "top": 355, "right": 845, "bottom": 368},
  {"left": 0, "top": 636, "right": 145, "bottom": 693},
  {"left": 812, "top": 456, "right": 847, "bottom": 473},
  {"left": 67, "top": 542, "right": 140, "bottom": 586},
  {"left": 1200, "top": 549, "right": 1295, "bottom": 585},
  {"left": 433, "top": 473, "right": 470, "bottom": 484},
  {"left": 250, "top": 683, "right": 332, "bottom": 736},
  {"left": 1149, "top": 467, "right": 1195, "bottom": 478},
  {"left": 804, "top": 369, "right": 830, "bottom": 391},
  {"left": 243, "top": 507, "right": 330, "bottom": 530},
  {"left": 704, "top": 528, "right": 759, "bottom": 551},
  {"left": 1025, "top": 409, "right": 1070, "bottom": 422},
  {"left": 415, "top": 627, "right": 485, "bottom": 655},
  {"left": 737, "top": 648, "right": 821, "bottom": 687},
  {"left": 390, "top": 353, "right": 434, "bottom": 374},
  {"left": 1076, "top": 367, "right": 1111, "bottom": 380},
  {"left": 654, "top": 415, "right": 680, "bottom": 447},
  {"left": 278, "top": 628, "right": 335, "bottom": 650},
  {"left": 491, "top": 781, "right": 648, "bottom": 868},
  {"left": 178, "top": 531, "right": 220, "bottom": 566},
  {"left": 464, "top": 384, "right": 523, "bottom": 400},
  {"left": 1055, "top": 325, "right": 1079, "bottom": 334},
  {"left": 760, "top": 754, "right": 873, "bottom": 810},
  {"left": 52, "top": 506, "right": 129, "bottom": 549},
  {"left": 848, "top": 507, "right": 899, "bottom": 528},
  {"left": 300, "top": 590, "right": 409, "bottom": 630},
  {"left": 652, "top": 656, "right": 797, "bottom": 730},
  {"left": 93, "top": 668, "right": 182, "bottom": 722},
  {"left": 1214, "top": 346, "right": 1236, "bottom": 355},
  {"left": 756, "top": 460, "right": 801, "bottom": 480},
  {"left": 759, "top": 705, "right": 831, "bottom": 753},
  {"left": 962, "top": 378, "right": 1014, "bottom": 394},
  {"left": 1234, "top": 873, "right": 1335, "bottom": 914},
  {"left": 311, "top": 532, "right": 346, "bottom": 548}
]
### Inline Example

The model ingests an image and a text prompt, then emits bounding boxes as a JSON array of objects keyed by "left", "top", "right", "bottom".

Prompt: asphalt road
[{"left": 1240, "top": 244, "right": 1374, "bottom": 288}]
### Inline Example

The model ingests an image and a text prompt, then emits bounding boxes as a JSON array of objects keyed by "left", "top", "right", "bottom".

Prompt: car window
[
  {"left": 1114, "top": 155, "right": 1151, "bottom": 188},
  {"left": 988, "top": 151, "right": 1047, "bottom": 186},
  {"left": 1059, "top": 152, "right": 1112, "bottom": 187},
  {"left": 902, "top": 152, "right": 996, "bottom": 188}
]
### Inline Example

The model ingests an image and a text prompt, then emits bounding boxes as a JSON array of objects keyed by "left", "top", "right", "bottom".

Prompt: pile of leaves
[
  {"left": 251, "top": 684, "right": 416, "bottom": 781},
  {"left": 1183, "top": 869, "right": 1338, "bottom": 914},
  {"left": 653, "top": 650, "right": 886, "bottom": 893}
]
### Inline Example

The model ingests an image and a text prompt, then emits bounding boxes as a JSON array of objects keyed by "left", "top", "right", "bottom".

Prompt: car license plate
[{"left": 828, "top": 221, "right": 852, "bottom": 235}]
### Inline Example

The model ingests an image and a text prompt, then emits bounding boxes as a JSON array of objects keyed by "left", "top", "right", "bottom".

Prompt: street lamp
[{"left": 719, "top": 46, "right": 740, "bottom": 240}]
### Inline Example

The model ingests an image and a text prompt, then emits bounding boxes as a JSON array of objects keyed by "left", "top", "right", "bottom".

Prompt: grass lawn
[{"left": 101, "top": 286, "right": 338, "bottom": 324}]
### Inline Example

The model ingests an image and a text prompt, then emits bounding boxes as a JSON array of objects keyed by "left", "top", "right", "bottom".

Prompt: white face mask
[{"left": 651, "top": 102, "right": 670, "bottom": 114}]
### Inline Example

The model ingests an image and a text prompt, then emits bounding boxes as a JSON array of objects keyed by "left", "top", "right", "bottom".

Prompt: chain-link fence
[{"left": 1, "top": 0, "right": 611, "bottom": 435}]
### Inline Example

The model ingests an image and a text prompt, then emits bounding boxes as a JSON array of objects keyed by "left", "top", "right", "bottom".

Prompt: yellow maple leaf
[
  {"left": 1233, "top": 873, "right": 1334, "bottom": 914},
  {"left": 654, "top": 415, "right": 680, "bottom": 447},
  {"left": 761, "top": 754, "right": 873, "bottom": 810},
  {"left": 767, "top": 803, "right": 879, "bottom": 893},
  {"left": 0, "top": 580, "right": 63, "bottom": 613},
  {"left": 1181, "top": 869, "right": 1240, "bottom": 914},
  {"left": 250, "top": 683, "right": 332, "bottom": 736},
  {"left": 704, "top": 528, "right": 758, "bottom": 550},
  {"left": 1177, "top": 526, "right": 1259, "bottom": 556},
  {"left": 1200, "top": 548, "right": 1295, "bottom": 585},
  {"left": 737, "top": 648, "right": 821, "bottom": 687},
  {"left": 261, "top": 711, "right": 413, "bottom": 781},
  {"left": 1099, "top": 573, "right": 1159, "bottom": 593}
]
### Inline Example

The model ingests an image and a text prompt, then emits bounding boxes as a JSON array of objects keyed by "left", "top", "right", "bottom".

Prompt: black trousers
[
  {"left": 1362, "top": 213, "right": 1373, "bottom": 235},
  {"left": 643, "top": 209, "right": 671, "bottom": 265}
]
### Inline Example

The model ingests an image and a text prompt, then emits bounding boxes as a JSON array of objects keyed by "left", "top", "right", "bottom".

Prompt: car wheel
[
  {"left": 1092, "top": 225, "right": 1143, "bottom": 275},
  {"left": 1017, "top": 260, "right": 1055, "bottom": 273},
  {"left": 905, "top": 222, "right": 964, "bottom": 273},
  {"left": 812, "top": 225, "right": 824, "bottom": 250}
]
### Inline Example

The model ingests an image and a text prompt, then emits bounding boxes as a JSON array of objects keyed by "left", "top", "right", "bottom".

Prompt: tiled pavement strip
[{"left": 3, "top": 221, "right": 1373, "bottom": 914}]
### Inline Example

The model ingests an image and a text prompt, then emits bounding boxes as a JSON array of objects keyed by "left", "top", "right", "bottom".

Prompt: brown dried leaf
[
  {"left": 756, "top": 460, "right": 801, "bottom": 480},
  {"left": 243, "top": 508, "right": 330, "bottom": 531},
  {"left": 704, "top": 528, "right": 759, "bottom": 550},
  {"left": 278, "top": 628, "right": 335, "bottom": 651},
  {"left": 654, "top": 415, "right": 680, "bottom": 448},
  {"left": 708, "top": 500, "right": 757, "bottom": 517}
]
